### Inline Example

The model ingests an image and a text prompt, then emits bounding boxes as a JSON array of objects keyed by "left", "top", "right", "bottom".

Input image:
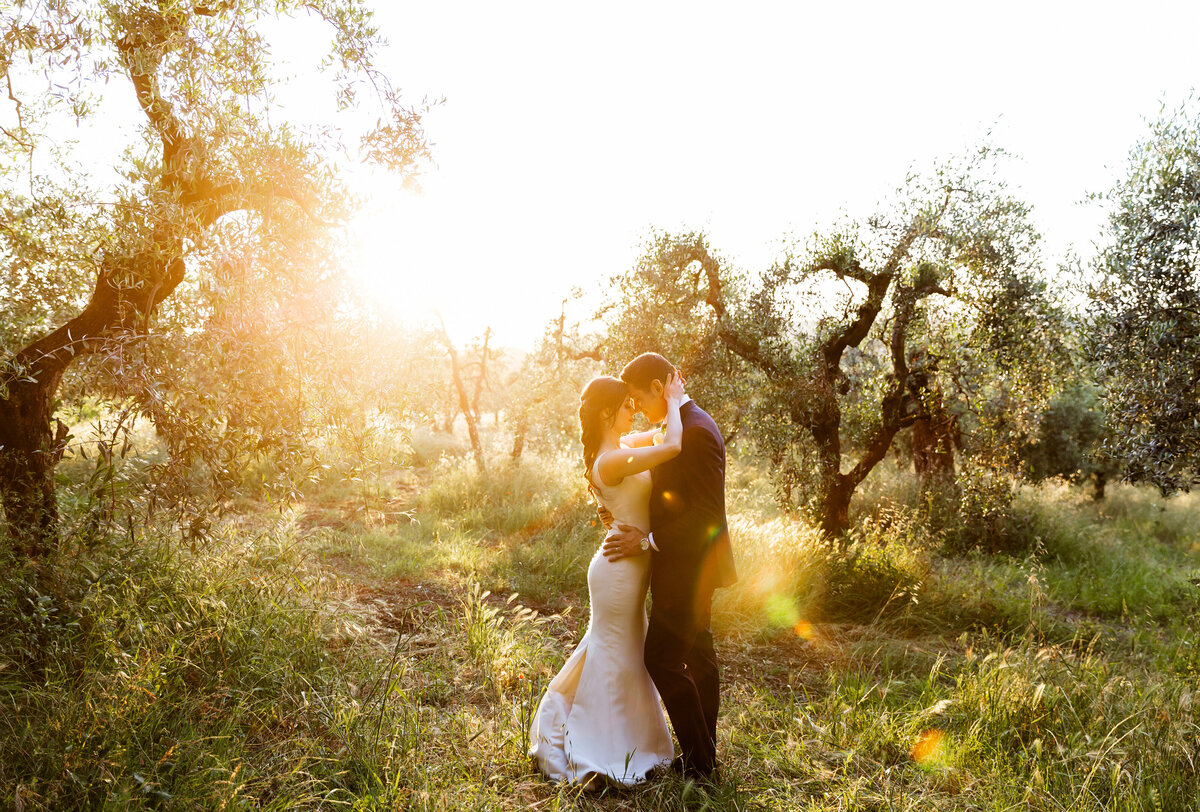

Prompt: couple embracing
[{"left": 528, "top": 352, "right": 738, "bottom": 788}]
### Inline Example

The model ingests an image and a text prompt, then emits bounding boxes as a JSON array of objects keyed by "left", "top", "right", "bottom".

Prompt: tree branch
[
  {"left": 691, "top": 234, "right": 791, "bottom": 378},
  {"left": 810, "top": 256, "right": 871, "bottom": 284},
  {"left": 117, "top": 35, "right": 190, "bottom": 180},
  {"left": 435, "top": 316, "right": 485, "bottom": 474},
  {"left": 2, "top": 73, "right": 32, "bottom": 150},
  {"left": 570, "top": 347, "right": 604, "bottom": 362},
  {"left": 820, "top": 270, "right": 893, "bottom": 374}
]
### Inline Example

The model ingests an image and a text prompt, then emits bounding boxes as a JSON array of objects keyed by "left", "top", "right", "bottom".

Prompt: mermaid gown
[{"left": 527, "top": 462, "right": 674, "bottom": 785}]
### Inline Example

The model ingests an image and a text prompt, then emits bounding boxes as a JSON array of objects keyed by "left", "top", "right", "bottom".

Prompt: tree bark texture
[
  {"left": 0, "top": 386, "right": 68, "bottom": 558},
  {"left": 1, "top": 251, "right": 188, "bottom": 554}
]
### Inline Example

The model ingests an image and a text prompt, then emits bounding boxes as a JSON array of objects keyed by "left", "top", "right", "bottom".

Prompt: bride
[{"left": 528, "top": 371, "right": 686, "bottom": 787}]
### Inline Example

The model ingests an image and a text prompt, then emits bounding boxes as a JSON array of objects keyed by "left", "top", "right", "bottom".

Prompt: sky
[
  {"left": 323, "top": 0, "right": 1200, "bottom": 348},
  {"left": 16, "top": 1, "right": 1199, "bottom": 348},
  {"left": 330, "top": 1, "right": 1200, "bottom": 346}
]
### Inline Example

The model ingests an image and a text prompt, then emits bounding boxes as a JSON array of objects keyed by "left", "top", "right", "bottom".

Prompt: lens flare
[
  {"left": 765, "top": 593, "right": 800, "bottom": 628},
  {"left": 912, "top": 729, "right": 946, "bottom": 765},
  {"left": 661, "top": 491, "right": 679, "bottom": 508},
  {"left": 793, "top": 619, "right": 815, "bottom": 640}
]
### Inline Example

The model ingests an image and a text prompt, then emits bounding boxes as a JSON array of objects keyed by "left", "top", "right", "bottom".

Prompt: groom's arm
[{"left": 601, "top": 425, "right": 721, "bottom": 562}]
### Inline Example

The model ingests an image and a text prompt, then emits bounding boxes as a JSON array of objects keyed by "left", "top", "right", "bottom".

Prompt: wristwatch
[{"left": 640, "top": 537, "right": 651, "bottom": 552}]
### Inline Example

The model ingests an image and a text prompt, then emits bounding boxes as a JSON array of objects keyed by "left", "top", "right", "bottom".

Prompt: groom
[{"left": 602, "top": 352, "right": 738, "bottom": 782}]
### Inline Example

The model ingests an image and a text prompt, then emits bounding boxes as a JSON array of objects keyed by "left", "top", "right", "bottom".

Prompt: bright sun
[
  {"left": 348, "top": 186, "right": 434, "bottom": 318},
  {"left": 345, "top": 171, "right": 548, "bottom": 347},
  {"left": 347, "top": 176, "right": 485, "bottom": 342}
]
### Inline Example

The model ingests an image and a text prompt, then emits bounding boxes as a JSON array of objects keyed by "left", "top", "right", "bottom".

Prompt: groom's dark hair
[{"left": 621, "top": 352, "right": 675, "bottom": 391}]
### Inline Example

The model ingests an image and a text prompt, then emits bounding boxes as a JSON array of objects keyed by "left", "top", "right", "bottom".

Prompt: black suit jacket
[{"left": 649, "top": 400, "right": 738, "bottom": 607}]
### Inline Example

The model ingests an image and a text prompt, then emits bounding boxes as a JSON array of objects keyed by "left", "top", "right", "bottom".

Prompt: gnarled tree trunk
[
  {"left": 695, "top": 221, "right": 949, "bottom": 540},
  {"left": 907, "top": 351, "right": 957, "bottom": 489},
  {"left": 0, "top": 385, "right": 68, "bottom": 558},
  {"left": 1, "top": 252, "right": 187, "bottom": 556},
  {"left": 2, "top": 18, "right": 252, "bottom": 556}
]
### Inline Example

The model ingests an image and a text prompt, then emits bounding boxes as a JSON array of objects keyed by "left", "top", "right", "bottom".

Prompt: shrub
[
  {"left": 816, "top": 522, "right": 929, "bottom": 624},
  {"left": 940, "top": 462, "right": 1037, "bottom": 556}
]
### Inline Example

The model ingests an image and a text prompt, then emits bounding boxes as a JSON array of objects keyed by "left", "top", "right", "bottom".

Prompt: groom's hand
[
  {"left": 596, "top": 503, "right": 614, "bottom": 530},
  {"left": 602, "top": 524, "right": 647, "bottom": 561}
]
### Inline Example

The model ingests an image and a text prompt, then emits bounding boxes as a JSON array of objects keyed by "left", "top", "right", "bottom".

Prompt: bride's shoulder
[
  {"left": 589, "top": 453, "right": 609, "bottom": 488},
  {"left": 591, "top": 449, "right": 627, "bottom": 490}
]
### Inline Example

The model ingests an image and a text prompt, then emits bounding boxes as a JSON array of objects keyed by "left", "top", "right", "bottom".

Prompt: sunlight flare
[
  {"left": 793, "top": 619, "right": 815, "bottom": 640},
  {"left": 912, "top": 729, "right": 947, "bottom": 766},
  {"left": 765, "top": 593, "right": 800, "bottom": 629}
]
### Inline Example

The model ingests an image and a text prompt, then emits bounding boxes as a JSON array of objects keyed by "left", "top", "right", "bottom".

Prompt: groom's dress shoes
[
  {"left": 669, "top": 753, "right": 720, "bottom": 783},
  {"left": 682, "top": 763, "right": 719, "bottom": 783},
  {"left": 642, "top": 759, "right": 678, "bottom": 781}
]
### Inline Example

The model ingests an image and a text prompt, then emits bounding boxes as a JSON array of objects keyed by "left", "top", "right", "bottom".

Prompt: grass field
[{"left": 4, "top": 435, "right": 1200, "bottom": 810}]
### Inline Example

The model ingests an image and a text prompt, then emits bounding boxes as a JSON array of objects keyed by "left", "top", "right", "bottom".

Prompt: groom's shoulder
[{"left": 683, "top": 402, "right": 723, "bottom": 441}]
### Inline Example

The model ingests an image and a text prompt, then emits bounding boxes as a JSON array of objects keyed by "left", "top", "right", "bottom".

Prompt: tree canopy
[{"left": 1090, "top": 98, "right": 1200, "bottom": 494}]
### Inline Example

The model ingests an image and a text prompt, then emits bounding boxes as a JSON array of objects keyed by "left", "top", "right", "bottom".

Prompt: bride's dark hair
[{"left": 579, "top": 375, "right": 629, "bottom": 487}]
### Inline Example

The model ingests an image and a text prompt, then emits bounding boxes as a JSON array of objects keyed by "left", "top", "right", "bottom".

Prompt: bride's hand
[
  {"left": 595, "top": 502, "right": 614, "bottom": 531},
  {"left": 664, "top": 370, "right": 686, "bottom": 405}
]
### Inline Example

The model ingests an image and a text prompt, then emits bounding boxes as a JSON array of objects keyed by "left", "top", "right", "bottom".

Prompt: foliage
[
  {"left": 459, "top": 578, "right": 556, "bottom": 703},
  {"left": 599, "top": 235, "right": 763, "bottom": 440},
  {"left": 1090, "top": 96, "right": 1200, "bottom": 493},
  {"left": 7, "top": 422, "right": 1200, "bottom": 808},
  {"left": 0, "top": 0, "right": 429, "bottom": 554},
  {"left": 505, "top": 300, "right": 603, "bottom": 462},
  {"left": 654, "top": 147, "right": 1063, "bottom": 539},
  {"left": 939, "top": 458, "right": 1032, "bottom": 555},
  {"left": 1018, "top": 380, "right": 1117, "bottom": 495},
  {"left": 0, "top": 522, "right": 422, "bottom": 810}
]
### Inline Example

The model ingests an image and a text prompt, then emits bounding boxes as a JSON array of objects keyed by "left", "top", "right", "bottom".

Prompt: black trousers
[{"left": 643, "top": 589, "right": 719, "bottom": 777}]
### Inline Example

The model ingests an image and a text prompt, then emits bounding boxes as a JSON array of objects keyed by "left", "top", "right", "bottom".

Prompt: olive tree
[
  {"left": 671, "top": 149, "right": 1051, "bottom": 538},
  {"left": 0, "top": 1, "right": 428, "bottom": 556},
  {"left": 1090, "top": 98, "right": 1200, "bottom": 494},
  {"left": 507, "top": 299, "right": 603, "bottom": 462},
  {"left": 1018, "top": 380, "right": 1115, "bottom": 499}
]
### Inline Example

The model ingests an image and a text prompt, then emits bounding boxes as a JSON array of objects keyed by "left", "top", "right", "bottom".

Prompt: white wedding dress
[{"left": 528, "top": 460, "right": 674, "bottom": 785}]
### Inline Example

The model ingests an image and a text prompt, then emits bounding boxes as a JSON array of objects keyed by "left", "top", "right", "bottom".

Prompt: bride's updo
[{"left": 579, "top": 375, "right": 629, "bottom": 486}]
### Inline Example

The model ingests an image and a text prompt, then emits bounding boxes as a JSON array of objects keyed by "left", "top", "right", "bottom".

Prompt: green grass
[
  {"left": 5, "top": 440, "right": 1200, "bottom": 809},
  {"left": 0, "top": 524, "right": 425, "bottom": 809}
]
